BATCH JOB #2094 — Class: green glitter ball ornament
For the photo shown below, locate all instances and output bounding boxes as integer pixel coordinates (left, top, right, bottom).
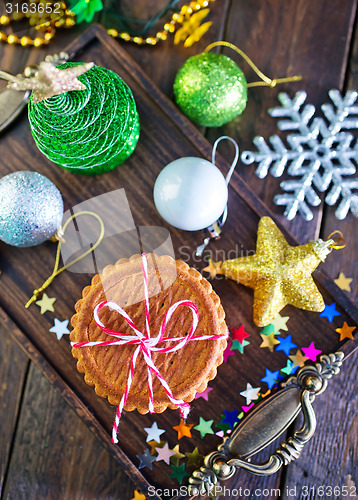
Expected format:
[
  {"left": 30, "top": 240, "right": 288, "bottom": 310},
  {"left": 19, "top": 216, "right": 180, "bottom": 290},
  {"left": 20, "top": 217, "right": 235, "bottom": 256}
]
[
  {"left": 28, "top": 63, "right": 140, "bottom": 175},
  {"left": 173, "top": 52, "right": 247, "bottom": 127}
]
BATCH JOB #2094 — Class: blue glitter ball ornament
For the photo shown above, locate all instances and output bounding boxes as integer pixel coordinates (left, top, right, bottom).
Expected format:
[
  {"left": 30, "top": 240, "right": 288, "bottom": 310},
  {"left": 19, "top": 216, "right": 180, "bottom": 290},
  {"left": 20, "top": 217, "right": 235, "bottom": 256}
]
[
  {"left": 0, "top": 171, "right": 64, "bottom": 247},
  {"left": 174, "top": 52, "right": 248, "bottom": 127},
  {"left": 28, "top": 63, "right": 140, "bottom": 176}
]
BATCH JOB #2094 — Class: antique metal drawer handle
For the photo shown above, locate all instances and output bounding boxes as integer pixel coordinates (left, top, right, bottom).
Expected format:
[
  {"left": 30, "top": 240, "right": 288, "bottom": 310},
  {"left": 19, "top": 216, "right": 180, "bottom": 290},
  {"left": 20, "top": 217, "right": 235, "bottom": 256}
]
[{"left": 187, "top": 352, "right": 344, "bottom": 497}]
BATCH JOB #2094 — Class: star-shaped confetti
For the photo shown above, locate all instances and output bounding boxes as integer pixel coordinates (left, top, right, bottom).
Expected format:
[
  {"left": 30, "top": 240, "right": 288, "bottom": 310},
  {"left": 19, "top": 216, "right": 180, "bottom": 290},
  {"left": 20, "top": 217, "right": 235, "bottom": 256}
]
[
  {"left": 261, "top": 324, "right": 277, "bottom": 336},
  {"left": 202, "top": 260, "right": 223, "bottom": 279},
  {"left": 271, "top": 314, "right": 290, "bottom": 333},
  {"left": 144, "top": 422, "right": 165, "bottom": 443},
  {"left": 35, "top": 293, "right": 56, "bottom": 314},
  {"left": 261, "top": 368, "right": 280, "bottom": 390},
  {"left": 195, "top": 386, "right": 213, "bottom": 401},
  {"left": 215, "top": 417, "right": 232, "bottom": 434},
  {"left": 223, "top": 342, "right": 235, "bottom": 362},
  {"left": 170, "top": 445, "right": 185, "bottom": 466},
  {"left": 194, "top": 417, "right": 214, "bottom": 438},
  {"left": 173, "top": 419, "right": 194, "bottom": 440},
  {"left": 222, "top": 409, "right": 238, "bottom": 429},
  {"left": 147, "top": 440, "right": 166, "bottom": 455},
  {"left": 49, "top": 318, "right": 70, "bottom": 340},
  {"left": 260, "top": 332, "right": 280, "bottom": 352},
  {"left": 130, "top": 490, "right": 146, "bottom": 500},
  {"left": 231, "top": 325, "right": 250, "bottom": 343},
  {"left": 301, "top": 342, "right": 322, "bottom": 362},
  {"left": 8, "top": 61, "right": 94, "bottom": 103},
  {"left": 170, "top": 463, "right": 189, "bottom": 484},
  {"left": 335, "top": 322, "right": 356, "bottom": 341},
  {"left": 70, "top": 0, "right": 103, "bottom": 23},
  {"left": 320, "top": 302, "right": 341, "bottom": 322},
  {"left": 240, "top": 383, "right": 261, "bottom": 405},
  {"left": 289, "top": 349, "right": 309, "bottom": 368},
  {"left": 137, "top": 449, "right": 157, "bottom": 470},
  {"left": 275, "top": 334, "right": 297, "bottom": 356},
  {"left": 231, "top": 339, "right": 250, "bottom": 353},
  {"left": 155, "top": 443, "right": 175, "bottom": 465},
  {"left": 280, "top": 359, "right": 299, "bottom": 376},
  {"left": 185, "top": 447, "right": 204, "bottom": 467},
  {"left": 334, "top": 272, "right": 353, "bottom": 292}
]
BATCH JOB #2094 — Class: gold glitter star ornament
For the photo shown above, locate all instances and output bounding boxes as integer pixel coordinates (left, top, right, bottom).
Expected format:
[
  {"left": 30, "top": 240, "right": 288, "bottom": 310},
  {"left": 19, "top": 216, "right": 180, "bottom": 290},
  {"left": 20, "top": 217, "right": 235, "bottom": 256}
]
[
  {"left": 222, "top": 217, "right": 338, "bottom": 327},
  {"left": 7, "top": 61, "right": 94, "bottom": 103}
]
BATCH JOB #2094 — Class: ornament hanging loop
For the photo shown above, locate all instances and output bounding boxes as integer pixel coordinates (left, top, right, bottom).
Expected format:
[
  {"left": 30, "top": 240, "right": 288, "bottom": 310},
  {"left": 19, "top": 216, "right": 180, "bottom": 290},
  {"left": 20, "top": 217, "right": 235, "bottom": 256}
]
[
  {"left": 25, "top": 211, "right": 105, "bottom": 308},
  {"left": 327, "top": 230, "right": 346, "bottom": 250},
  {"left": 196, "top": 136, "right": 239, "bottom": 257},
  {"left": 204, "top": 41, "right": 302, "bottom": 88}
]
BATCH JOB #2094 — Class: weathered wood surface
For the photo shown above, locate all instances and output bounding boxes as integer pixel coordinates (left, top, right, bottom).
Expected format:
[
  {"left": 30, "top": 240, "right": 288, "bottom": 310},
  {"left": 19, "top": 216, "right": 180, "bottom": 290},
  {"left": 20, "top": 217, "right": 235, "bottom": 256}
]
[{"left": 0, "top": 1, "right": 357, "bottom": 499}]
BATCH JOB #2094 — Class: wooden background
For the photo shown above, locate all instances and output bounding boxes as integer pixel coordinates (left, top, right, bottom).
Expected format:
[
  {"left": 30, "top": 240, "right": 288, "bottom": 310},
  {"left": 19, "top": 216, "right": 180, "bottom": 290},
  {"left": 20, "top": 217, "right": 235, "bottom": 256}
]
[{"left": 0, "top": 1, "right": 358, "bottom": 499}]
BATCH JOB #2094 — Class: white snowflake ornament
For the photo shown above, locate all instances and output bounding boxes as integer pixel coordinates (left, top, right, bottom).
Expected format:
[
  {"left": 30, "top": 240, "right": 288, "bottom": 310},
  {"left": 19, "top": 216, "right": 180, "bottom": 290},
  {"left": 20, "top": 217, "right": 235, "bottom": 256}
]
[{"left": 241, "top": 90, "right": 358, "bottom": 220}]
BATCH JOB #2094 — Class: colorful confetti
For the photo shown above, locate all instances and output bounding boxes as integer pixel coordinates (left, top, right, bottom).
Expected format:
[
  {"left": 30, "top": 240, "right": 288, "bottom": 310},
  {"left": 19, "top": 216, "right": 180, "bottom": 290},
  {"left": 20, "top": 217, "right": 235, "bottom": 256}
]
[
  {"left": 194, "top": 417, "right": 214, "bottom": 438},
  {"left": 49, "top": 318, "right": 70, "bottom": 340},
  {"left": 240, "top": 383, "right": 261, "bottom": 404},
  {"left": 173, "top": 419, "right": 194, "bottom": 440},
  {"left": 195, "top": 386, "right": 213, "bottom": 401},
  {"left": 231, "top": 325, "right": 250, "bottom": 343},
  {"left": 335, "top": 322, "right": 356, "bottom": 341},
  {"left": 185, "top": 447, "right": 204, "bottom": 467},
  {"left": 334, "top": 272, "right": 353, "bottom": 292},
  {"left": 144, "top": 422, "right": 165, "bottom": 442},
  {"left": 275, "top": 334, "right": 297, "bottom": 356},
  {"left": 289, "top": 349, "right": 309, "bottom": 368},
  {"left": 301, "top": 342, "right": 322, "bottom": 362},
  {"left": 35, "top": 293, "right": 56, "bottom": 314},
  {"left": 221, "top": 409, "right": 238, "bottom": 429},
  {"left": 280, "top": 359, "right": 299, "bottom": 376},
  {"left": 261, "top": 368, "right": 280, "bottom": 389},
  {"left": 130, "top": 490, "right": 146, "bottom": 500},
  {"left": 271, "top": 313, "right": 289, "bottom": 333},
  {"left": 222, "top": 342, "right": 235, "bottom": 362},
  {"left": 170, "top": 463, "right": 189, "bottom": 484},
  {"left": 319, "top": 302, "right": 341, "bottom": 322},
  {"left": 202, "top": 260, "right": 223, "bottom": 279},
  {"left": 260, "top": 332, "right": 280, "bottom": 352},
  {"left": 137, "top": 449, "right": 157, "bottom": 470},
  {"left": 155, "top": 443, "right": 175, "bottom": 465},
  {"left": 231, "top": 339, "right": 250, "bottom": 353},
  {"left": 170, "top": 445, "right": 186, "bottom": 466}
]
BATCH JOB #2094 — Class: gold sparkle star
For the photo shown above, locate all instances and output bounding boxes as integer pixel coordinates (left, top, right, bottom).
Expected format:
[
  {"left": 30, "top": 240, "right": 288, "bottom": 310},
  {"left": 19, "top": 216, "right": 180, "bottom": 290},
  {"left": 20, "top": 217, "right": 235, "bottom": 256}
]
[
  {"left": 7, "top": 61, "right": 94, "bottom": 103},
  {"left": 35, "top": 293, "right": 56, "bottom": 314},
  {"left": 334, "top": 272, "right": 353, "bottom": 292},
  {"left": 130, "top": 490, "right": 146, "bottom": 500},
  {"left": 221, "top": 217, "right": 327, "bottom": 327},
  {"left": 185, "top": 447, "right": 204, "bottom": 467},
  {"left": 335, "top": 322, "right": 356, "bottom": 341},
  {"left": 259, "top": 332, "right": 280, "bottom": 352},
  {"left": 202, "top": 260, "right": 223, "bottom": 279},
  {"left": 289, "top": 349, "right": 309, "bottom": 368},
  {"left": 147, "top": 440, "right": 166, "bottom": 455},
  {"left": 170, "top": 445, "right": 186, "bottom": 466}
]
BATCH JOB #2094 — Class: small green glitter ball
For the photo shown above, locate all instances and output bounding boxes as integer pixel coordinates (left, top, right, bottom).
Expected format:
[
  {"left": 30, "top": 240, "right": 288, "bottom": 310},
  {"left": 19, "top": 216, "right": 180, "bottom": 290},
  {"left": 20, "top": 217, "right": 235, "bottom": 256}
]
[
  {"left": 173, "top": 52, "right": 248, "bottom": 127},
  {"left": 28, "top": 63, "right": 140, "bottom": 175}
]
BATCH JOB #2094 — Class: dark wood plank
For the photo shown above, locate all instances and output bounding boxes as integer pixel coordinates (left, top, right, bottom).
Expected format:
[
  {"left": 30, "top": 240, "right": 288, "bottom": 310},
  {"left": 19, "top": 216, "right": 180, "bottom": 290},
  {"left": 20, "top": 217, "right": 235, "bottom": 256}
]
[
  {"left": 2, "top": 362, "right": 137, "bottom": 500},
  {"left": 0, "top": 322, "right": 29, "bottom": 496}
]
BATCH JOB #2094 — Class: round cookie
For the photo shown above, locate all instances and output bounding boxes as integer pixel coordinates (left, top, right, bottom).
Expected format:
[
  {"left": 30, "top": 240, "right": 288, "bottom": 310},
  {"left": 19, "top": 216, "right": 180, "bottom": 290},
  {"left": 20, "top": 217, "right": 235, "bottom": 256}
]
[{"left": 70, "top": 253, "right": 228, "bottom": 414}]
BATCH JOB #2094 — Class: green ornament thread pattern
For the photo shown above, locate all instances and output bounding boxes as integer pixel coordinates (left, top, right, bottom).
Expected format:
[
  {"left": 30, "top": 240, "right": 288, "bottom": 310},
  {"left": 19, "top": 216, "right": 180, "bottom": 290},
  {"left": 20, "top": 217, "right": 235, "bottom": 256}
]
[
  {"left": 28, "top": 63, "right": 140, "bottom": 175},
  {"left": 174, "top": 52, "right": 248, "bottom": 127}
]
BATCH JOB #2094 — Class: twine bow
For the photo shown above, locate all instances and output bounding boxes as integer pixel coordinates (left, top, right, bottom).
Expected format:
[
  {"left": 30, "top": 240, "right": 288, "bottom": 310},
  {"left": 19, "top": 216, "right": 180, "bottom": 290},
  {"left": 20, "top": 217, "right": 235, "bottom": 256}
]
[{"left": 72, "top": 254, "right": 228, "bottom": 443}]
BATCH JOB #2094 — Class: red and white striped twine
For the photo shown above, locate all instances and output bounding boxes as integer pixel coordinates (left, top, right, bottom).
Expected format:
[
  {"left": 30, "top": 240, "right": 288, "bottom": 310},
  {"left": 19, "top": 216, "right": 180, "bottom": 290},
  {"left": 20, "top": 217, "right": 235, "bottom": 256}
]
[{"left": 71, "top": 254, "right": 228, "bottom": 444}]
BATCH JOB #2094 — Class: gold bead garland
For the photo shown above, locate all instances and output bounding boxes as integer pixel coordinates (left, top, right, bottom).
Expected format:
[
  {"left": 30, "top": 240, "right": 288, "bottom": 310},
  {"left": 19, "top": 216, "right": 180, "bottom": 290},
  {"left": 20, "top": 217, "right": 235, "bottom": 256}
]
[
  {"left": 0, "top": 0, "right": 75, "bottom": 46},
  {"left": 0, "top": 0, "right": 214, "bottom": 47}
]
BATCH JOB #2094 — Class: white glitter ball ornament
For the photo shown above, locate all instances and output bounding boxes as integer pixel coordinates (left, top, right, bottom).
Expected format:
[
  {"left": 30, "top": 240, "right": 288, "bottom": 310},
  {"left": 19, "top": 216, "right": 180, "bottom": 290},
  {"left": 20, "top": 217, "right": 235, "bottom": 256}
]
[{"left": 153, "top": 157, "right": 228, "bottom": 231}]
